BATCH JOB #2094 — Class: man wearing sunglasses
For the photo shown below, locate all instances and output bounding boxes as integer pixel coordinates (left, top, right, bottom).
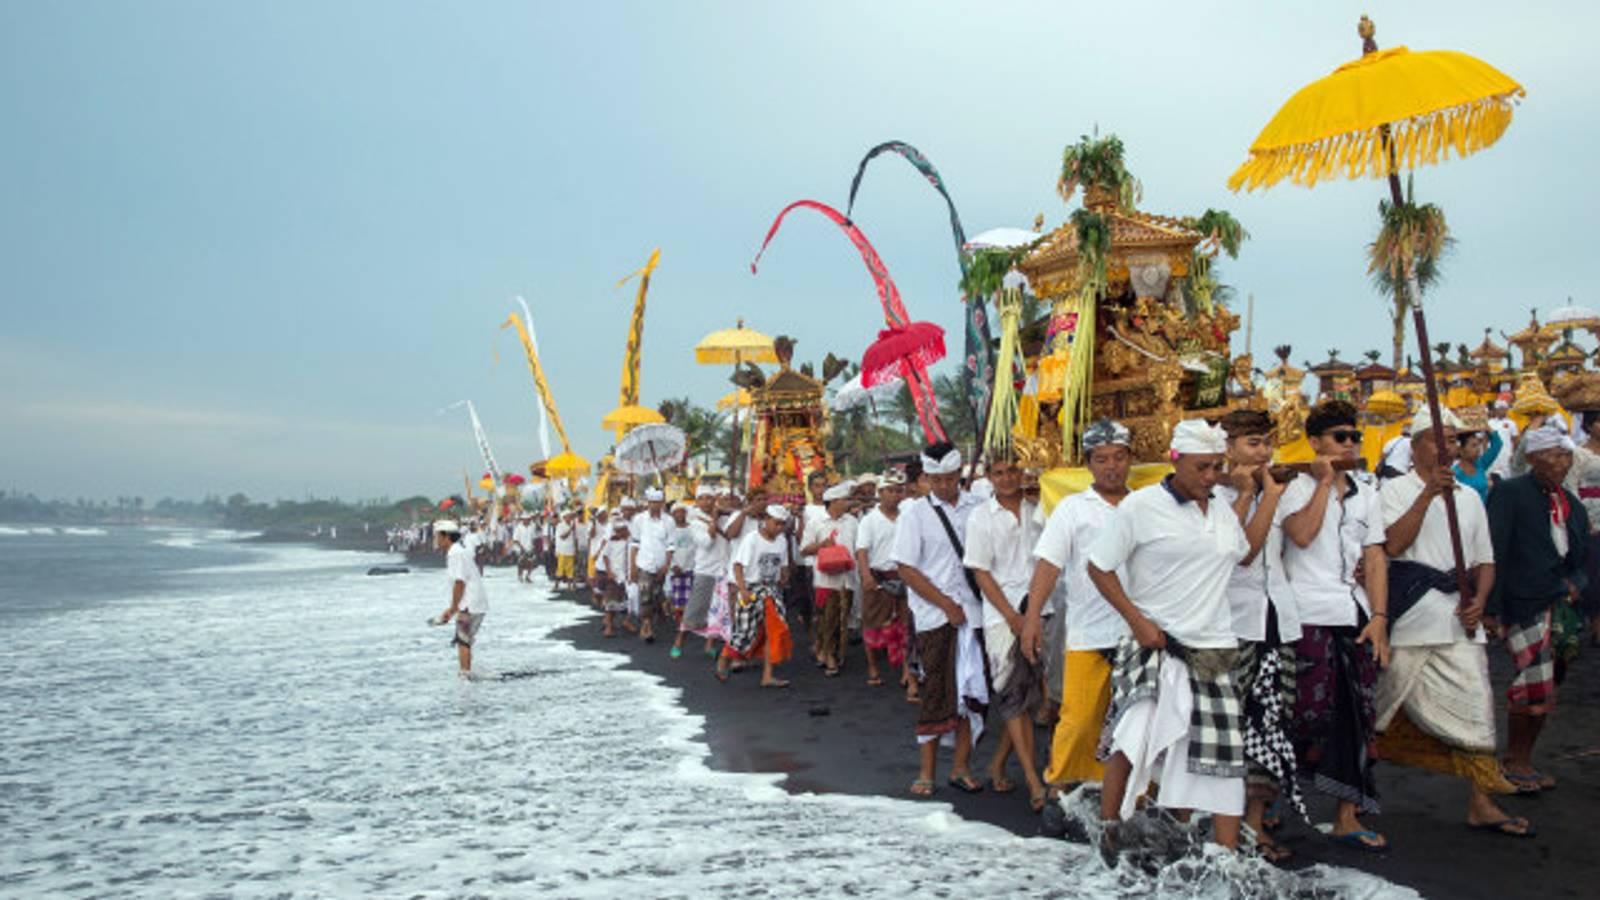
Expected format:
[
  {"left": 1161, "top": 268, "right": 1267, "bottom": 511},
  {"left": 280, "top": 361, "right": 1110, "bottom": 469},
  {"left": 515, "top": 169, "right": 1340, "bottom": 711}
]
[{"left": 1278, "top": 399, "right": 1391, "bottom": 853}]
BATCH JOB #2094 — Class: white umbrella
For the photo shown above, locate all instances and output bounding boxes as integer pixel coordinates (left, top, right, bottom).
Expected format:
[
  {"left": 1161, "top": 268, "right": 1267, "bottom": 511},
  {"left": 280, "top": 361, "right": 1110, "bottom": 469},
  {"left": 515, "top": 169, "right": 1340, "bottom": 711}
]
[
  {"left": 831, "top": 370, "right": 903, "bottom": 412},
  {"left": 963, "top": 227, "right": 1043, "bottom": 250},
  {"left": 615, "top": 423, "right": 688, "bottom": 476},
  {"left": 1546, "top": 300, "right": 1599, "bottom": 328}
]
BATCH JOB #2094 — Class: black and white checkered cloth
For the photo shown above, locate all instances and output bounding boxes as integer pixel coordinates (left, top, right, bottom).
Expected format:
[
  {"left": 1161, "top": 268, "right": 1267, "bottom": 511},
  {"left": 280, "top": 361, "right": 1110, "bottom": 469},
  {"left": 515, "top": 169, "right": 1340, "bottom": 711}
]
[
  {"left": 1099, "top": 637, "right": 1248, "bottom": 778},
  {"left": 1241, "top": 645, "right": 1307, "bottom": 819}
]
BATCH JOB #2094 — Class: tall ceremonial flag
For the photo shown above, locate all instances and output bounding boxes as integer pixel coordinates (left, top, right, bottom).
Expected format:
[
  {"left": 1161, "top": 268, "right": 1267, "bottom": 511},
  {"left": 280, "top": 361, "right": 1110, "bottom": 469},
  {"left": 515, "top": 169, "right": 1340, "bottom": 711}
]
[
  {"left": 615, "top": 249, "right": 661, "bottom": 411},
  {"left": 441, "top": 400, "right": 502, "bottom": 485},
  {"left": 504, "top": 297, "right": 570, "bottom": 458}
]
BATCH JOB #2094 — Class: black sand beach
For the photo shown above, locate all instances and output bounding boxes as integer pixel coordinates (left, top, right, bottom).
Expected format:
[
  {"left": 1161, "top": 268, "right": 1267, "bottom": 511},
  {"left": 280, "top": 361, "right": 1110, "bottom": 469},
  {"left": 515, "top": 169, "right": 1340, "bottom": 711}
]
[{"left": 544, "top": 586, "right": 1599, "bottom": 899}]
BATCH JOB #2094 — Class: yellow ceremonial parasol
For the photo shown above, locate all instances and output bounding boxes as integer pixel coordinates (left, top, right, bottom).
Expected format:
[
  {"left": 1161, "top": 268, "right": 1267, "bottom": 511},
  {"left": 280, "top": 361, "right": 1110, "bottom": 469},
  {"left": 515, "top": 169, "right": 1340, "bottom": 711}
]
[
  {"left": 601, "top": 403, "right": 666, "bottom": 431},
  {"left": 544, "top": 450, "right": 592, "bottom": 478},
  {"left": 694, "top": 318, "right": 779, "bottom": 365},
  {"left": 1230, "top": 15, "right": 1523, "bottom": 631},
  {"left": 716, "top": 388, "right": 753, "bottom": 411}
]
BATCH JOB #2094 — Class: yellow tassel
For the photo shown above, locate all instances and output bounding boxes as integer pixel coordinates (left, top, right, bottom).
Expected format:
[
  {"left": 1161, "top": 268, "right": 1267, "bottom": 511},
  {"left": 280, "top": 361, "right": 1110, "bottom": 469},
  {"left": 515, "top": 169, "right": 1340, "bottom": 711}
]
[
  {"left": 984, "top": 287, "right": 1023, "bottom": 457},
  {"left": 1058, "top": 289, "right": 1098, "bottom": 463}
]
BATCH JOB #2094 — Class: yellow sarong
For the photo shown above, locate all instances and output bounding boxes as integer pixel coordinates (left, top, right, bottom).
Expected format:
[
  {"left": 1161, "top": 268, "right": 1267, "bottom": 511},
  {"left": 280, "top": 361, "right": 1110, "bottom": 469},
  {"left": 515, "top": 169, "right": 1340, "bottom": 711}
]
[
  {"left": 1045, "top": 649, "right": 1112, "bottom": 786},
  {"left": 556, "top": 554, "right": 576, "bottom": 579}
]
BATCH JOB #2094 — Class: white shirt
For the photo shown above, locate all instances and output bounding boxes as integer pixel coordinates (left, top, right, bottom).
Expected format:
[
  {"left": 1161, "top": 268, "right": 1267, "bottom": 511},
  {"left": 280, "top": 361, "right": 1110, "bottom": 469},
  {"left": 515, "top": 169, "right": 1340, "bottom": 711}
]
[
  {"left": 600, "top": 534, "right": 630, "bottom": 579},
  {"left": 800, "top": 502, "right": 827, "bottom": 570},
  {"left": 589, "top": 522, "right": 609, "bottom": 559},
  {"left": 575, "top": 521, "right": 591, "bottom": 551},
  {"left": 1380, "top": 471, "right": 1494, "bottom": 647},
  {"left": 1486, "top": 417, "right": 1518, "bottom": 481},
  {"left": 804, "top": 512, "right": 858, "bottom": 591},
  {"left": 689, "top": 508, "right": 730, "bottom": 578},
  {"left": 1214, "top": 484, "right": 1302, "bottom": 644},
  {"left": 446, "top": 541, "right": 489, "bottom": 614},
  {"left": 1086, "top": 479, "right": 1247, "bottom": 649},
  {"left": 855, "top": 506, "right": 901, "bottom": 571},
  {"left": 463, "top": 531, "right": 482, "bottom": 556},
  {"left": 1034, "top": 487, "right": 1128, "bottom": 651},
  {"left": 892, "top": 491, "right": 984, "bottom": 633},
  {"left": 511, "top": 523, "right": 532, "bottom": 551},
  {"left": 672, "top": 522, "right": 697, "bottom": 572},
  {"left": 733, "top": 530, "right": 789, "bottom": 586},
  {"left": 963, "top": 496, "right": 1041, "bottom": 629},
  {"left": 629, "top": 511, "right": 674, "bottom": 574},
  {"left": 723, "top": 517, "right": 754, "bottom": 579},
  {"left": 1278, "top": 472, "right": 1386, "bottom": 627},
  {"left": 555, "top": 521, "right": 576, "bottom": 555}
]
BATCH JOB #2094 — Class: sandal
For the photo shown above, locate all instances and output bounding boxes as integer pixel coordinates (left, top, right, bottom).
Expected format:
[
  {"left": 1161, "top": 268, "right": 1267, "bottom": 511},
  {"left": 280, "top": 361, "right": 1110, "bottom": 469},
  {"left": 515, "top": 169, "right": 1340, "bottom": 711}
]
[
  {"left": 947, "top": 773, "right": 984, "bottom": 794},
  {"left": 867, "top": 675, "right": 884, "bottom": 686},
  {"left": 988, "top": 776, "right": 1017, "bottom": 794},
  {"left": 1505, "top": 770, "right": 1556, "bottom": 791},
  {"left": 909, "top": 778, "right": 936, "bottom": 797},
  {"left": 1468, "top": 817, "right": 1537, "bottom": 838},
  {"left": 1255, "top": 837, "right": 1293, "bottom": 863},
  {"left": 1331, "top": 829, "right": 1387, "bottom": 852},
  {"left": 761, "top": 679, "right": 791, "bottom": 689}
]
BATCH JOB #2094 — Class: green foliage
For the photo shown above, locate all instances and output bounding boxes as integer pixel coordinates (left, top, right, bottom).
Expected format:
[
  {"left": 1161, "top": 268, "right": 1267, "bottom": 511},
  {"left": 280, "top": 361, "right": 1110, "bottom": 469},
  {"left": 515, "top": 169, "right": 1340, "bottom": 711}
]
[
  {"left": 1057, "top": 133, "right": 1141, "bottom": 210},
  {"left": 959, "top": 243, "right": 1037, "bottom": 299},
  {"left": 1367, "top": 178, "right": 1455, "bottom": 370}
]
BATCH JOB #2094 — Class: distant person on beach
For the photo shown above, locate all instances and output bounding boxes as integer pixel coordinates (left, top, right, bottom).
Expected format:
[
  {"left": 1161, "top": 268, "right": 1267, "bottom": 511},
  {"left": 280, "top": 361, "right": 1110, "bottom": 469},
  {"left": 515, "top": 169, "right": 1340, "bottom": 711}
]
[
  {"left": 1214, "top": 409, "right": 1300, "bottom": 862},
  {"left": 1088, "top": 419, "right": 1250, "bottom": 853},
  {"left": 555, "top": 509, "right": 578, "bottom": 590},
  {"left": 1021, "top": 418, "right": 1131, "bottom": 799},
  {"left": 588, "top": 508, "right": 609, "bottom": 606},
  {"left": 431, "top": 519, "right": 489, "bottom": 675},
  {"left": 669, "top": 502, "right": 696, "bottom": 629},
  {"left": 630, "top": 489, "right": 675, "bottom": 645},
  {"left": 513, "top": 514, "right": 536, "bottom": 583},
  {"left": 1280, "top": 399, "right": 1390, "bottom": 852},
  {"left": 1488, "top": 424, "right": 1588, "bottom": 794},
  {"left": 1378, "top": 409, "right": 1533, "bottom": 838},
  {"left": 597, "top": 517, "right": 631, "bottom": 637},
  {"left": 963, "top": 455, "right": 1045, "bottom": 811},
  {"left": 856, "top": 470, "right": 911, "bottom": 697},
  {"left": 575, "top": 508, "right": 592, "bottom": 587},
  {"left": 716, "top": 504, "right": 794, "bottom": 687},
  {"left": 895, "top": 441, "right": 986, "bottom": 798},
  {"left": 802, "top": 481, "right": 858, "bottom": 677},
  {"left": 464, "top": 519, "right": 485, "bottom": 574},
  {"left": 675, "top": 486, "right": 737, "bottom": 659}
]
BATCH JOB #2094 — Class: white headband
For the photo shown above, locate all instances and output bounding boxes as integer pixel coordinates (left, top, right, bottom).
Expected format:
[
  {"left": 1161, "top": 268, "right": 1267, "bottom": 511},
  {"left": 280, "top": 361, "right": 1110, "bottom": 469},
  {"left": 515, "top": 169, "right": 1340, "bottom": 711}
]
[
  {"left": 1525, "top": 425, "right": 1576, "bottom": 455},
  {"left": 1170, "top": 419, "right": 1228, "bottom": 455},
  {"left": 921, "top": 447, "right": 963, "bottom": 475}
]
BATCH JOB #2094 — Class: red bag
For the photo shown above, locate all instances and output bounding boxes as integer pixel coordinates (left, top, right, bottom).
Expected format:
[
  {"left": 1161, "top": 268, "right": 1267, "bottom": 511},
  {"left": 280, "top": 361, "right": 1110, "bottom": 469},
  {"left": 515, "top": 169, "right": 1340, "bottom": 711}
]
[{"left": 816, "top": 530, "right": 855, "bottom": 575}]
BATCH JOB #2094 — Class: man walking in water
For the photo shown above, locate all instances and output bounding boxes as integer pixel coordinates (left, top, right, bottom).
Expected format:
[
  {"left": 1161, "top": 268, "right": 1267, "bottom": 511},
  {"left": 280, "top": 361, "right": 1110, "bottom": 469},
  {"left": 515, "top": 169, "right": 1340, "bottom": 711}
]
[{"left": 431, "top": 519, "right": 489, "bottom": 675}]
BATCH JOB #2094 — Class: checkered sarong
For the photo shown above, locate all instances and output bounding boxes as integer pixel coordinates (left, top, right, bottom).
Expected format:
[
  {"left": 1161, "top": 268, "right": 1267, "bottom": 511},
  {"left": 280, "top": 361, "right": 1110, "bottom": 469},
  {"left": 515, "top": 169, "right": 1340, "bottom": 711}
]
[
  {"left": 1099, "top": 638, "right": 1247, "bottom": 778},
  {"left": 1240, "top": 645, "right": 1307, "bottom": 820},
  {"left": 1506, "top": 611, "right": 1556, "bottom": 715}
]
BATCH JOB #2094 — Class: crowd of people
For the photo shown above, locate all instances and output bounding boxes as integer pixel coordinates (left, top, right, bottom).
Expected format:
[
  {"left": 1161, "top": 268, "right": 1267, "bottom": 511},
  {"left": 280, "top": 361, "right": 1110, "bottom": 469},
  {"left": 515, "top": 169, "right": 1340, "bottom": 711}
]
[{"left": 426, "top": 397, "right": 1592, "bottom": 863}]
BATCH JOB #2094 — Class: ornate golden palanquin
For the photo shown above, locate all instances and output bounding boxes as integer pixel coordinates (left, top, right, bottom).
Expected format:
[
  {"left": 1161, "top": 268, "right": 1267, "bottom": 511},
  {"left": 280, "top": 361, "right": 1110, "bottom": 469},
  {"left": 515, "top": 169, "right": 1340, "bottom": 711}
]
[{"left": 746, "top": 364, "right": 831, "bottom": 500}]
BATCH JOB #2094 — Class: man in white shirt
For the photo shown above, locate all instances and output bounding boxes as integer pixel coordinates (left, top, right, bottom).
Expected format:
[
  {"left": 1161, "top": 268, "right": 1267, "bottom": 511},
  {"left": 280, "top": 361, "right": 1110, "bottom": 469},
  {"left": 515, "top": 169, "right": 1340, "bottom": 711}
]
[
  {"left": 1378, "top": 409, "right": 1531, "bottom": 836},
  {"left": 718, "top": 505, "right": 795, "bottom": 688},
  {"left": 430, "top": 520, "right": 490, "bottom": 675},
  {"left": 1021, "top": 418, "right": 1132, "bottom": 794},
  {"left": 629, "top": 489, "right": 675, "bottom": 644},
  {"left": 555, "top": 510, "right": 578, "bottom": 590},
  {"left": 802, "top": 482, "right": 859, "bottom": 676},
  {"left": 794, "top": 469, "right": 832, "bottom": 657},
  {"left": 893, "top": 442, "right": 987, "bottom": 797},
  {"left": 1086, "top": 419, "right": 1251, "bottom": 852},
  {"left": 1278, "top": 399, "right": 1391, "bottom": 851},
  {"left": 668, "top": 503, "right": 697, "bottom": 629},
  {"left": 963, "top": 456, "right": 1044, "bottom": 809},
  {"left": 1486, "top": 399, "right": 1518, "bottom": 487},
  {"left": 856, "top": 470, "right": 911, "bottom": 696},
  {"left": 587, "top": 509, "right": 609, "bottom": 606},
  {"left": 512, "top": 515, "right": 535, "bottom": 583}
]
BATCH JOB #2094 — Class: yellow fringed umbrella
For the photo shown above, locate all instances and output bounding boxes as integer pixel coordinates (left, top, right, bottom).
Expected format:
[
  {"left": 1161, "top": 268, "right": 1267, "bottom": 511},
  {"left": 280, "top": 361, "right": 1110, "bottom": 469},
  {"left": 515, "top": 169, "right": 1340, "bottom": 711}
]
[
  {"left": 1230, "top": 15, "right": 1523, "bottom": 633},
  {"left": 716, "top": 388, "right": 753, "bottom": 411},
  {"left": 544, "top": 450, "right": 592, "bottom": 478},
  {"left": 694, "top": 319, "right": 778, "bottom": 365},
  {"left": 601, "top": 403, "right": 665, "bottom": 431}
]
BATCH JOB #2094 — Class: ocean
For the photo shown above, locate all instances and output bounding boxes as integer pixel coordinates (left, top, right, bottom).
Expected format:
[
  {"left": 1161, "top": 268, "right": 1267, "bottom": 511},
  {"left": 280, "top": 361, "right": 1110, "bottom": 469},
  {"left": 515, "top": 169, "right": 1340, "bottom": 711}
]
[{"left": 0, "top": 527, "right": 1415, "bottom": 898}]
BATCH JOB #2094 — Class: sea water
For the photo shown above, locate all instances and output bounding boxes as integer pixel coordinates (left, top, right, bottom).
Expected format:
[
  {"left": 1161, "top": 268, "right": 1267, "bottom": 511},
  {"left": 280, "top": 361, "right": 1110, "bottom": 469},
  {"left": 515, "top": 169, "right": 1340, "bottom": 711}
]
[{"left": 0, "top": 528, "right": 1415, "bottom": 898}]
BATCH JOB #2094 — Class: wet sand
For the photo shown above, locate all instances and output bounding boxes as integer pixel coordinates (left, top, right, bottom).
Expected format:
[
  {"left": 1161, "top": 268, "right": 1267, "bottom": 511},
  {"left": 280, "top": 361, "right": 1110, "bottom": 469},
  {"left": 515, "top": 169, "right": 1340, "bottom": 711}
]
[{"left": 545, "top": 586, "right": 1599, "bottom": 899}]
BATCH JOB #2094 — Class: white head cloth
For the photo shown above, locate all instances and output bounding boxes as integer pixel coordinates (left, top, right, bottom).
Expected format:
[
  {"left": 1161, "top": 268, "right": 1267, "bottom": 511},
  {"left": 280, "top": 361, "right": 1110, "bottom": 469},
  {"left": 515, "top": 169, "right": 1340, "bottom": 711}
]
[
  {"left": 432, "top": 519, "right": 460, "bottom": 534},
  {"left": 1409, "top": 406, "right": 1464, "bottom": 437},
  {"left": 644, "top": 488, "right": 664, "bottom": 502},
  {"left": 695, "top": 484, "right": 716, "bottom": 498},
  {"left": 921, "top": 445, "right": 963, "bottom": 475},
  {"left": 822, "top": 482, "right": 852, "bottom": 502},
  {"left": 1170, "top": 418, "right": 1228, "bottom": 455},
  {"left": 765, "top": 504, "right": 791, "bottom": 522},
  {"left": 1525, "top": 424, "right": 1576, "bottom": 454}
]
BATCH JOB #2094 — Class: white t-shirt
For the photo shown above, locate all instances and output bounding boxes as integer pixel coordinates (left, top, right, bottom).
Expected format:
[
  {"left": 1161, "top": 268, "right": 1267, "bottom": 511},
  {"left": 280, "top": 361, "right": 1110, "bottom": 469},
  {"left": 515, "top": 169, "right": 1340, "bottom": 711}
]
[
  {"left": 1487, "top": 417, "right": 1518, "bottom": 482},
  {"left": 1278, "top": 472, "right": 1386, "bottom": 627},
  {"left": 555, "top": 521, "right": 576, "bottom": 555},
  {"left": 1034, "top": 488, "right": 1128, "bottom": 651},
  {"left": 963, "top": 496, "right": 1041, "bottom": 629},
  {"left": 1086, "top": 479, "right": 1247, "bottom": 649},
  {"left": 512, "top": 523, "right": 532, "bottom": 551},
  {"left": 800, "top": 502, "right": 827, "bottom": 570},
  {"left": 804, "top": 512, "right": 858, "bottom": 591},
  {"left": 1380, "top": 471, "right": 1494, "bottom": 647},
  {"left": 672, "top": 523, "right": 697, "bottom": 572},
  {"left": 855, "top": 506, "right": 901, "bottom": 571},
  {"left": 600, "top": 534, "right": 630, "bottom": 580},
  {"left": 575, "top": 521, "right": 591, "bottom": 551},
  {"left": 1214, "top": 483, "right": 1302, "bottom": 644},
  {"left": 589, "top": 523, "right": 608, "bottom": 560},
  {"left": 892, "top": 491, "right": 983, "bottom": 633},
  {"left": 733, "top": 530, "right": 789, "bottom": 586},
  {"left": 689, "top": 508, "right": 729, "bottom": 578},
  {"left": 723, "top": 516, "right": 754, "bottom": 580},
  {"left": 446, "top": 541, "right": 489, "bottom": 614},
  {"left": 629, "top": 511, "right": 674, "bottom": 574}
]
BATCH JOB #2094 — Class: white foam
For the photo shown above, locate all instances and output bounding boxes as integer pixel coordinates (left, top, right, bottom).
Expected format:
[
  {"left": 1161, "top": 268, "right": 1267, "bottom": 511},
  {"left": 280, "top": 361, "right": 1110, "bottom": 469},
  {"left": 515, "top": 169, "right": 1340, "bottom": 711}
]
[{"left": 61, "top": 527, "right": 108, "bottom": 536}]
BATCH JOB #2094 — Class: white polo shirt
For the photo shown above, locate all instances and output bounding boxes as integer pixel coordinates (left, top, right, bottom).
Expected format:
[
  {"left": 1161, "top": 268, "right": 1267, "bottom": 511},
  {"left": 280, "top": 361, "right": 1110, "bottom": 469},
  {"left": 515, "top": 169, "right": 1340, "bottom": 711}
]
[
  {"left": 1380, "top": 471, "right": 1494, "bottom": 647},
  {"left": 1214, "top": 484, "right": 1302, "bottom": 644},
  {"left": 446, "top": 540, "right": 489, "bottom": 614},
  {"left": 1086, "top": 478, "right": 1247, "bottom": 649},
  {"left": 855, "top": 506, "right": 901, "bottom": 571},
  {"left": 629, "top": 510, "right": 675, "bottom": 574},
  {"left": 1034, "top": 487, "right": 1128, "bottom": 651},
  {"left": 804, "top": 511, "right": 858, "bottom": 591},
  {"left": 963, "top": 495, "right": 1041, "bottom": 628},
  {"left": 1278, "top": 472, "right": 1386, "bottom": 627},
  {"left": 892, "top": 490, "right": 983, "bottom": 633}
]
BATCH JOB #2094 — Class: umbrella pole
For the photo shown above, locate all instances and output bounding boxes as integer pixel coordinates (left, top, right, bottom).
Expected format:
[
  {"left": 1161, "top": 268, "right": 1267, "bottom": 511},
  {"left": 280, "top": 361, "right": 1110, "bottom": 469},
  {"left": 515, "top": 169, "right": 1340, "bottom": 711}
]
[{"left": 1411, "top": 298, "right": 1476, "bottom": 636}]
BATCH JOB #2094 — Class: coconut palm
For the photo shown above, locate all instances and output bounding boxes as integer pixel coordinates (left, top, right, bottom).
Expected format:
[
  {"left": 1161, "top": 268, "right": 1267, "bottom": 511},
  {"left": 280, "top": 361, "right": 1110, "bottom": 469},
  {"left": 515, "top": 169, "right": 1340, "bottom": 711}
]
[
  {"left": 1057, "top": 133, "right": 1141, "bottom": 210},
  {"left": 1368, "top": 178, "right": 1454, "bottom": 370}
]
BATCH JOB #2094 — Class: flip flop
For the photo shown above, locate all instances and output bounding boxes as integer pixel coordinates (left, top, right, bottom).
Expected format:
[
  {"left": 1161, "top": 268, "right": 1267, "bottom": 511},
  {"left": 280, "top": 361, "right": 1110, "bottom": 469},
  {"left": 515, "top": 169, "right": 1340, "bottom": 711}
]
[
  {"left": 761, "top": 679, "right": 791, "bottom": 689},
  {"left": 1468, "top": 817, "right": 1537, "bottom": 838},
  {"left": 988, "top": 776, "right": 1017, "bottom": 794},
  {"left": 1332, "top": 830, "right": 1387, "bottom": 852},
  {"left": 1505, "top": 770, "right": 1556, "bottom": 791},
  {"left": 867, "top": 676, "right": 885, "bottom": 686},
  {"left": 947, "top": 773, "right": 984, "bottom": 794},
  {"left": 909, "top": 778, "right": 936, "bottom": 797}
]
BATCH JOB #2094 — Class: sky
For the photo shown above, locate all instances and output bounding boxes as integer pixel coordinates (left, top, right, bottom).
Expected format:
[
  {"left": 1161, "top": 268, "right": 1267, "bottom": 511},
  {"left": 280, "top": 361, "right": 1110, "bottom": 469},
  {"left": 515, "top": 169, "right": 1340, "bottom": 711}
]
[{"left": 2, "top": 1, "right": 1595, "bottom": 502}]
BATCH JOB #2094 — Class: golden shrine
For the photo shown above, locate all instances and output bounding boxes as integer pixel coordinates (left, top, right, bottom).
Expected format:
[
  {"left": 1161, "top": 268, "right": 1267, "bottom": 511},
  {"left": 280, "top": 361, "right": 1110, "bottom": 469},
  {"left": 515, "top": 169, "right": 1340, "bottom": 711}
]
[
  {"left": 1015, "top": 177, "right": 1258, "bottom": 465},
  {"left": 741, "top": 341, "right": 832, "bottom": 500}
]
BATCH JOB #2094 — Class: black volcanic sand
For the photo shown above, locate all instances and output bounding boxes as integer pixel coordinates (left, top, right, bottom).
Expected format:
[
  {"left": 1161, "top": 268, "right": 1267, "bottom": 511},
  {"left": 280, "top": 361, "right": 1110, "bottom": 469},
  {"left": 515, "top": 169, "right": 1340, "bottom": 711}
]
[{"left": 541, "top": 585, "right": 1600, "bottom": 899}]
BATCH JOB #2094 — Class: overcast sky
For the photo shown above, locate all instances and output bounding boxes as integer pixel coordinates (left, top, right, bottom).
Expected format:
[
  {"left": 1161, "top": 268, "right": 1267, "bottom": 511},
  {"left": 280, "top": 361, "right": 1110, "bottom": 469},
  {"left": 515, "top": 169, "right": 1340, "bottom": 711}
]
[{"left": 3, "top": 1, "right": 1593, "bottom": 501}]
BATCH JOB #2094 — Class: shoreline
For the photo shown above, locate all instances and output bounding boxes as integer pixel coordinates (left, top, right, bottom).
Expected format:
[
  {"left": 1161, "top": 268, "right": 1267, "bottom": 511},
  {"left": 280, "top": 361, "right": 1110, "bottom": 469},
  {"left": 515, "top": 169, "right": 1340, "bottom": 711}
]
[{"left": 539, "top": 583, "right": 1599, "bottom": 899}]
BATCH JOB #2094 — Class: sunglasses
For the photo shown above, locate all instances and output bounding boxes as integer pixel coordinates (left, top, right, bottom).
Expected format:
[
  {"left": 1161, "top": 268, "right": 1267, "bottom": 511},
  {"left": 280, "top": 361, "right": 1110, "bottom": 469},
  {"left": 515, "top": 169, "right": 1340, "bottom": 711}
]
[{"left": 1326, "top": 429, "right": 1363, "bottom": 445}]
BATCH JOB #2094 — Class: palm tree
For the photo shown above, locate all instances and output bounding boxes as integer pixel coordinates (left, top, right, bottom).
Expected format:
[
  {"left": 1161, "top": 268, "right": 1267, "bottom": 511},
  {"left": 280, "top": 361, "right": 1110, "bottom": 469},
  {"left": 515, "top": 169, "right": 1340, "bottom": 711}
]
[
  {"left": 889, "top": 384, "right": 920, "bottom": 442},
  {"left": 933, "top": 371, "right": 977, "bottom": 450},
  {"left": 1368, "top": 178, "right": 1453, "bottom": 370}
]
